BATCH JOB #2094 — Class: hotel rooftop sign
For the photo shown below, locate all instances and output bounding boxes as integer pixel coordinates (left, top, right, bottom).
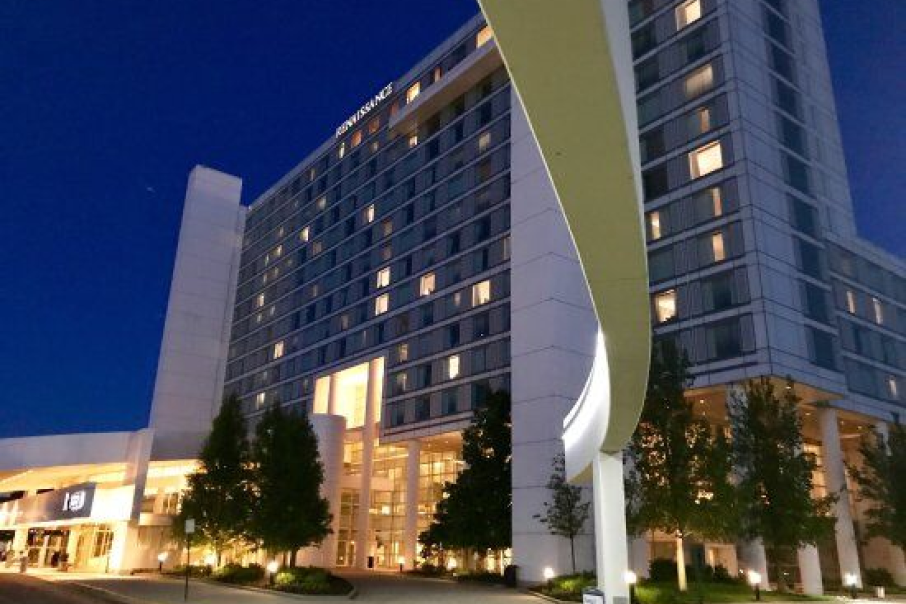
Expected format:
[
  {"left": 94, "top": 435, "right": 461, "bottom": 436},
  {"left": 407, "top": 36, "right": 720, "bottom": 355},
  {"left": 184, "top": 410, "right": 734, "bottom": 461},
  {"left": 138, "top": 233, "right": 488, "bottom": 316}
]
[{"left": 335, "top": 83, "right": 394, "bottom": 138}]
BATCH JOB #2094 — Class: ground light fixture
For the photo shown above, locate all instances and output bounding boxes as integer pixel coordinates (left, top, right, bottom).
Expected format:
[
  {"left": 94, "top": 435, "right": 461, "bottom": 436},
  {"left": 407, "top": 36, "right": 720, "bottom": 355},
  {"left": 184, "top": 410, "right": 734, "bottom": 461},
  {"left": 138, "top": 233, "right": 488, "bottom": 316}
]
[
  {"left": 845, "top": 573, "right": 858, "bottom": 599},
  {"left": 267, "top": 560, "right": 279, "bottom": 586},
  {"left": 543, "top": 566, "right": 556, "bottom": 582},
  {"left": 624, "top": 570, "right": 638, "bottom": 604},
  {"left": 203, "top": 553, "right": 217, "bottom": 567},
  {"left": 398, "top": 556, "right": 405, "bottom": 573},
  {"left": 747, "top": 570, "right": 762, "bottom": 601},
  {"left": 157, "top": 552, "right": 167, "bottom": 573}
]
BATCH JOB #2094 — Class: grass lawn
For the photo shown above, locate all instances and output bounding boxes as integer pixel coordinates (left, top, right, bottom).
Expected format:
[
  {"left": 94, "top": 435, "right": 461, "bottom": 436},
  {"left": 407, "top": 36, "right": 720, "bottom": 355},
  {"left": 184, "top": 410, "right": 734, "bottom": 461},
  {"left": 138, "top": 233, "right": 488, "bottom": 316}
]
[{"left": 535, "top": 577, "right": 830, "bottom": 603}]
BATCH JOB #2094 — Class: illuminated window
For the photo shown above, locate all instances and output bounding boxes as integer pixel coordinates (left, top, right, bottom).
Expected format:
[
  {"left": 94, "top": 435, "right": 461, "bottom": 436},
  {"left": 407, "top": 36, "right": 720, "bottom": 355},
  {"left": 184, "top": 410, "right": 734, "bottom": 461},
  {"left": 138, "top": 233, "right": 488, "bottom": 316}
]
[
  {"left": 408, "top": 132, "right": 419, "bottom": 148},
  {"left": 316, "top": 196, "right": 327, "bottom": 210},
  {"left": 472, "top": 280, "right": 491, "bottom": 307},
  {"left": 447, "top": 355, "right": 461, "bottom": 380},
  {"left": 311, "top": 241, "right": 323, "bottom": 255},
  {"left": 872, "top": 297, "right": 884, "bottom": 324},
  {"left": 338, "top": 142, "right": 346, "bottom": 159},
  {"left": 273, "top": 341, "right": 284, "bottom": 359},
  {"left": 648, "top": 211, "right": 662, "bottom": 240},
  {"left": 256, "top": 293, "right": 265, "bottom": 308},
  {"left": 711, "top": 232, "right": 726, "bottom": 262},
  {"left": 375, "top": 293, "right": 389, "bottom": 316},
  {"left": 478, "top": 131, "right": 492, "bottom": 153},
  {"left": 689, "top": 141, "right": 723, "bottom": 178},
  {"left": 889, "top": 376, "right": 900, "bottom": 399},
  {"left": 676, "top": 0, "right": 702, "bottom": 30},
  {"left": 368, "top": 117, "right": 380, "bottom": 134},
  {"left": 420, "top": 272, "right": 436, "bottom": 297},
  {"left": 376, "top": 267, "right": 391, "bottom": 289},
  {"left": 351, "top": 130, "right": 362, "bottom": 148},
  {"left": 381, "top": 219, "right": 393, "bottom": 238},
  {"left": 397, "top": 343, "right": 409, "bottom": 363},
  {"left": 710, "top": 187, "right": 723, "bottom": 216},
  {"left": 432, "top": 66, "right": 443, "bottom": 83},
  {"left": 308, "top": 167, "right": 317, "bottom": 181},
  {"left": 685, "top": 64, "right": 714, "bottom": 99},
  {"left": 654, "top": 290, "right": 677, "bottom": 323},
  {"left": 845, "top": 290, "right": 856, "bottom": 314},
  {"left": 406, "top": 82, "right": 421, "bottom": 104},
  {"left": 364, "top": 204, "right": 375, "bottom": 224},
  {"left": 300, "top": 226, "right": 310, "bottom": 242},
  {"left": 692, "top": 107, "right": 711, "bottom": 134},
  {"left": 476, "top": 25, "right": 493, "bottom": 48},
  {"left": 255, "top": 392, "right": 266, "bottom": 409}
]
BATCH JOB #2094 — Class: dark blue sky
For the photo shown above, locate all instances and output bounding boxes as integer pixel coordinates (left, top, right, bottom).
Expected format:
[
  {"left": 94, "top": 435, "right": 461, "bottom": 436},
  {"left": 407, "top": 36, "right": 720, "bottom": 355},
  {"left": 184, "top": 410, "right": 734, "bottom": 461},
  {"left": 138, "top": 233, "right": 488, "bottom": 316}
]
[{"left": 0, "top": 2, "right": 902, "bottom": 438}]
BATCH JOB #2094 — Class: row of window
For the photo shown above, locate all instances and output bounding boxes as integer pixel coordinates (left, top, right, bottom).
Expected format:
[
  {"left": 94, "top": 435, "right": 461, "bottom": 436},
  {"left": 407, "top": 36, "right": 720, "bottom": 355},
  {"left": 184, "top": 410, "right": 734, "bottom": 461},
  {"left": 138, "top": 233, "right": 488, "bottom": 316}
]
[
  {"left": 648, "top": 221, "right": 742, "bottom": 283},
  {"left": 656, "top": 314, "right": 757, "bottom": 365},
  {"left": 388, "top": 337, "right": 509, "bottom": 396},
  {"left": 651, "top": 266, "right": 749, "bottom": 325},
  {"left": 385, "top": 374, "right": 510, "bottom": 429}
]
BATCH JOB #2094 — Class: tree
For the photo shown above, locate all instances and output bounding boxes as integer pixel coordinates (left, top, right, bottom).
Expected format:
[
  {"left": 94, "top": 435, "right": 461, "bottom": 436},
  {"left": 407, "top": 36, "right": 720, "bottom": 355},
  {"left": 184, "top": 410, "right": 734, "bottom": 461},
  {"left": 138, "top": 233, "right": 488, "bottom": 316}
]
[
  {"left": 249, "top": 403, "right": 331, "bottom": 564},
  {"left": 535, "top": 453, "right": 590, "bottom": 574},
  {"left": 424, "top": 390, "right": 512, "bottom": 562},
  {"left": 175, "top": 393, "right": 253, "bottom": 566},
  {"left": 728, "top": 378, "right": 835, "bottom": 591},
  {"left": 626, "top": 340, "right": 737, "bottom": 591},
  {"left": 849, "top": 418, "right": 906, "bottom": 552}
]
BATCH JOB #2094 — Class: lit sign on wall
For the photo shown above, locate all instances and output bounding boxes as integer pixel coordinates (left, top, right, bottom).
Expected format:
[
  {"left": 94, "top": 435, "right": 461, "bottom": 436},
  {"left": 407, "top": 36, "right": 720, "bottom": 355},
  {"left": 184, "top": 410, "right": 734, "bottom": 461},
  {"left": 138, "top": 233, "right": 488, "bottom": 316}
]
[
  {"left": 0, "top": 483, "right": 96, "bottom": 527},
  {"left": 335, "top": 83, "right": 393, "bottom": 138}
]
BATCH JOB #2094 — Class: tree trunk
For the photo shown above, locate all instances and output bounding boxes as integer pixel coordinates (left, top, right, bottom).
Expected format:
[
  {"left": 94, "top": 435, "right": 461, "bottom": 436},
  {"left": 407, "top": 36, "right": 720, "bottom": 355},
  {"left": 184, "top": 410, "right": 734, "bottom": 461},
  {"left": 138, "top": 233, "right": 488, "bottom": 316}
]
[
  {"left": 569, "top": 535, "right": 577, "bottom": 575},
  {"left": 676, "top": 533, "right": 688, "bottom": 592}
]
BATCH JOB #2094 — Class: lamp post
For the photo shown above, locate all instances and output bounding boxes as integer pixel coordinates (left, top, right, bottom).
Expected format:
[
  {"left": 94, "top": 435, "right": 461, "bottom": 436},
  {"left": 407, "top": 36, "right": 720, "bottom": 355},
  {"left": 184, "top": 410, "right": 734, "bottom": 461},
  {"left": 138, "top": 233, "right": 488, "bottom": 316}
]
[
  {"left": 747, "top": 570, "right": 762, "bottom": 602},
  {"left": 624, "top": 570, "right": 638, "bottom": 604},
  {"left": 267, "top": 560, "right": 279, "bottom": 587},
  {"left": 157, "top": 552, "right": 168, "bottom": 574},
  {"left": 844, "top": 573, "right": 858, "bottom": 599}
]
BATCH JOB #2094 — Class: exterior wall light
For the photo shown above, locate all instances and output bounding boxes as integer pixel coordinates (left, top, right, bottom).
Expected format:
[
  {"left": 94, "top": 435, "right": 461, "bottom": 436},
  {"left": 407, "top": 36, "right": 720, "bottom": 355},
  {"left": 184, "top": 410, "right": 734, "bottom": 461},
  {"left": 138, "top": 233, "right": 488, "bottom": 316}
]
[{"left": 625, "top": 570, "right": 638, "bottom": 604}]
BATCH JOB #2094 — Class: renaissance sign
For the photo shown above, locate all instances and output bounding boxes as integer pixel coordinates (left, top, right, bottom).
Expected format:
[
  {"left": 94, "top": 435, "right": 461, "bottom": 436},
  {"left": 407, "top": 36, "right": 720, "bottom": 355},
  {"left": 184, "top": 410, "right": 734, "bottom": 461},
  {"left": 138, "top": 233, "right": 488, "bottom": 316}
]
[
  {"left": 335, "top": 83, "right": 394, "bottom": 138},
  {"left": 0, "top": 483, "right": 96, "bottom": 527}
]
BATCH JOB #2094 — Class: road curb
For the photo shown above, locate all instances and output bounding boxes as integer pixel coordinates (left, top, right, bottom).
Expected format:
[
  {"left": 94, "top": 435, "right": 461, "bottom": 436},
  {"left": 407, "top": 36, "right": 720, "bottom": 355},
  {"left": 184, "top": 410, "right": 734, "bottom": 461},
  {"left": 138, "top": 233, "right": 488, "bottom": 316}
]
[
  {"left": 197, "top": 576, "right": 358, "bottom": 600},
  {"left": 66, "top": 580, "right": 168, "bottom": 604}
]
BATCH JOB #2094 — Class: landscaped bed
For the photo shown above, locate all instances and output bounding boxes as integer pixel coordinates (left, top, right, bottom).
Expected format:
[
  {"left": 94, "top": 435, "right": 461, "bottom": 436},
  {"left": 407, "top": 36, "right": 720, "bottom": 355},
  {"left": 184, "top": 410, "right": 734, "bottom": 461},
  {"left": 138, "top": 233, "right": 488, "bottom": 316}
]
[{"left": 169, "top": 563, "right": 353, "bottom": 596}]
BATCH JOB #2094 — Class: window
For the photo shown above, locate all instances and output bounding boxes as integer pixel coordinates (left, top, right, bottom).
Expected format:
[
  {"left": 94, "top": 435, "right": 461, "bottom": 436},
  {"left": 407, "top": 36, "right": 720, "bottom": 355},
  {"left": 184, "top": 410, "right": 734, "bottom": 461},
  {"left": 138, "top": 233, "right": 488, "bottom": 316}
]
[
  {"left": 397, "top": 343, "right": 409, "bottom": 363},
  {"left": 447, "top": 355, "right": 461, "bottom": 380},
  {"left": 691, "top": 107, "right": 711, "bottom": 135},
  {"left": 872, "top": 297, "right": 884, "bottom": 324},
  {"left": 376, "top": 267, "right": 391, "bottom": 289},
  {"left": 374, "top": 294, "right": 389, "bottom": 316},
  {"left": 648, "top": 211, "right": 663, "bottom": 240},
  {"left": 478, "top": 131, "right": 492, "bottom": 153},
  {"left": 420, "top": 273, "right": 436, "bottom": 297},
  {"left": 273, "top": 341, "right": 284, "bottom": 359},
  {"left": 368, "top": 117, "right": 380, "bottom": 134},
  {"left": 364, "top": 204, "right": 375, "bottom": 224},
  {"left": 711, "top": 232, "right": 726, "bottom": 262},
  {"left": 684, "top": 64, "right": 714, "bottom": 99},
  {"left": 381, "top": 219, "right": 393, "bottom": 238},
  {"left": 406, "top": 82, "right": 421, "bottom": 104},
  {"left": 316, "top": 196, "right": 327, "bottom": 210},
  {"left": 476, "top": 25, "right": 493, "bottom": 48},
  {"left": 338, "top": 141, "right": 346, "bottom": 159},
  {"left": 255, "top": 392, "right": 266, "bottom": 409},
  {"left": 472, "top": 280, "right": 492, "bottom": 306},
  {"left": 407, "top": 132, "right": 419, "bottom": 148},
  {"left": 710, "top": 187, "right": 723, "bottom": 217},
  {"left": 432, "top": 66, "right": 443, "bottom": 83},
  {"left": 442, "top": 389, "right": 459, "bottom": 415},
  {"left": 351, "top": 130, "right": 362, "bottom": 148},
  {"left": 676, "top": 0, "right": 702, "bottom": 29},
  {"left": 256, "top": 293, "right": 265, "bottom": 308},
  {"left": 300, "top": 226, "right": 310, "bottom": 242},
  {"left": 689, "top": 141, "right": 724, "bottom": 178},
  {"left": 888, "top": 376, "right": 900, "bottom": 400},
  {"left": 845, "top": 290, "right": 857, "bottom": 314},
  {"left": 311, "top": 240, "right": 323, "bottom": 255},
  {"left": 654, "top": 290, "right": 677, "bottom": 323}
]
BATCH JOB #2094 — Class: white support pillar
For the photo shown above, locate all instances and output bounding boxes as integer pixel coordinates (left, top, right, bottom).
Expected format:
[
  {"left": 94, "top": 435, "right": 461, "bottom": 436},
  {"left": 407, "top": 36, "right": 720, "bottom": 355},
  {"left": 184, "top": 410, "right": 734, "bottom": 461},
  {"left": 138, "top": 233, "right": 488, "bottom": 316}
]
[
  {"left": 629, "top": 536, "right": 650, "bottom": 579},
  {"left": 403, "top": 439, "right": 421, "bottom": 570},
  {"left": 311, "top": 414, "right": 346, "bottom": 568},
  {"left": 797, "top": 545, "right": 823, "bottom": 595},
  {"left": 593, "top": 450, "right": 630, "bottom": 604},
  {"left": 327, "top": 374, "right": 340, "bottom": 416},
  {"left": 354, "top": 358, "right": 381, "bottom": 569},
  {"left": 739, "top": 540, "right": 770, "bottom": 589},
  {"left": 818, "top": 408, "right": 862, "bottom": 588}
]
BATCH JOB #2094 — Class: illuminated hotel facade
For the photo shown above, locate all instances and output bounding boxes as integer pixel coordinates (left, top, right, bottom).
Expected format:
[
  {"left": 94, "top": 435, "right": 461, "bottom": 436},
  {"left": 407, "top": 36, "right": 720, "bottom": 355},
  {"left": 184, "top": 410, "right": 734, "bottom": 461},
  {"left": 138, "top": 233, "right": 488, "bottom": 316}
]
[{"left": 2, "top": 2, "right": 902, "bottom": 588}]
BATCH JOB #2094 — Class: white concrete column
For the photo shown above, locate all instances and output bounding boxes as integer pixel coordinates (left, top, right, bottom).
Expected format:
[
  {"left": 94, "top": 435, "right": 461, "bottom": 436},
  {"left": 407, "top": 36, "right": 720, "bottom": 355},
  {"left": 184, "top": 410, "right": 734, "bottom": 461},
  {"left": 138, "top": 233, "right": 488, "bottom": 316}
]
[
  {"left": 403, "top": 439, "right": 421, "bottom": 570},
  {"left": 797, "top": 545, "right": 823, "bottom": 595},
  {"left": 818, "top": 408, "right": 862, "bottom": 588},
  {"left": 629, "top": 535, "right": 650, "bottom": 578},
  {"left": 12, "top": 528, "right": 27, "bottom": 557},
  {"left": 311, "top": 414, "right": 346, "bottom": 568},
  {"left": 327, "top": 374, "right": 340, "bottom": 416},
  {"left": 739, "top": 540, "right": 770, "bottom": 589},
  {"left": 593, "top": 450, "right": 630, "bottom": 604},
  {"left": 354, "top": 359, "right": 381, "bottom": 569}
]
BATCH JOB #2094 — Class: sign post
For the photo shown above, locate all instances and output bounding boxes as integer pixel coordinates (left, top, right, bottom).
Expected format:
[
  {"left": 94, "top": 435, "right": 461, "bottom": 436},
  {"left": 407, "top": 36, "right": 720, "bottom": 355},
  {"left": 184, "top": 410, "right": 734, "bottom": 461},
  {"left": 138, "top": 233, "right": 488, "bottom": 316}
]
[{"left": 184, "top": 518, "right": 195, "bottom": 601}]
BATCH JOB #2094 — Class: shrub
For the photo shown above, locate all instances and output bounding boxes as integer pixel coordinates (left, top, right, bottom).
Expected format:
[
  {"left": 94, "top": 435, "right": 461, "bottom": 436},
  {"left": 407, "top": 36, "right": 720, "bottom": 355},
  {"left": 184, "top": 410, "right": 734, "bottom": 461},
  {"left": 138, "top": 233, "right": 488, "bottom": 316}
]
[
  {"left": 167, "top": 564, "right": 212, "bottom": 578},
  {"left": 536, "top": 572, "right": 597, "bottom": 602},
  {"left": 864, "top": 568, "right": 895, "bottom": 587},
  {"left": 212, "top": 563, "right": 264, "bottom": 584},
  {"left": 272, "top": 566, "right": 351, "bottom": 595},
  {"left": 409, "top": 563, "right": 447, "bottom": 577},
  {"left": 456, "top": 571, "right": 507, "bottom": 584}
]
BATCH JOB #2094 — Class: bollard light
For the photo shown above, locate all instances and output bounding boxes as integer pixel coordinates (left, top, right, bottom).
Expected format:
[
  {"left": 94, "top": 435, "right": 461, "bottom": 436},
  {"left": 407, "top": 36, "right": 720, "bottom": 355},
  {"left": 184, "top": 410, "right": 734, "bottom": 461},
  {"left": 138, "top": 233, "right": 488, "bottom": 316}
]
[
  {"left": 747, "top": 570, "right": 762, "bottom": 602},
  {"left": 543, "top": 566, "right": 556, "bottom": 582},
  {"left": 398, "top": 556, "right": 405, "bottom": 573},
  {"left": 844, "top": 573, "right": 858, "bottom": 599},
  {"left": 625, "top": 570, "right": 638, "bottom": 604},
  {"left": 267, "top": 560, "right": 279, "bottom": 586},
  {"left": 203, "top": 553, "right": 217, "bottom": 567},
  {"left": 157, "top": 552, "right": 168, "bottom": 573}
]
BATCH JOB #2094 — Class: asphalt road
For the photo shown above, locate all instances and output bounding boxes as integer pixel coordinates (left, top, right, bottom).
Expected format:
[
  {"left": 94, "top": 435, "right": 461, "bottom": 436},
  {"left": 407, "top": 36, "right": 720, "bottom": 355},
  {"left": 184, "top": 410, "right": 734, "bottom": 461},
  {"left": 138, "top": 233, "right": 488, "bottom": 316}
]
[{"left": 0, "top": 573, "right": 114, "bottom": 604}]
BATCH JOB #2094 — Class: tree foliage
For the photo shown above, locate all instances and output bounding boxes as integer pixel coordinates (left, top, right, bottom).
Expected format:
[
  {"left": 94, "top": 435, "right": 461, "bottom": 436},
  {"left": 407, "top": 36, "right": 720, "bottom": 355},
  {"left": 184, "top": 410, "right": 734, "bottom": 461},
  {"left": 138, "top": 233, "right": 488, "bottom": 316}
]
[
  {"left": 728, "top": 378, "right": 835, "bottom": 589},
  {"left": 535, "top": 453, "right": 590, "bottom": 574},
  {"left": 626, "top": 340, "right": 737, "bottom": 590},
  {"left": 175, "top": 394, "right": 253, "bottom": 563},
  {"left": 249, "top": 403, "right": 331, "bottom": 562},
  {"left": 849, "top": 419, "right": 906, "bottom": 551},
  {"left": 422, "top": 390, "right": 512, "bottom": 555}
]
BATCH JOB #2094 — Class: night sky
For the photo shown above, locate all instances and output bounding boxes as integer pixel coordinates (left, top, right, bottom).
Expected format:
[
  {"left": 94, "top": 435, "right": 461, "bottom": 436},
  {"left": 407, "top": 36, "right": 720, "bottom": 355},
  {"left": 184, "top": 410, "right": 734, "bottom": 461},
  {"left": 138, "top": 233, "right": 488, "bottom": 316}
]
[{"left": 0, "top": 2, "right": 902, "bottom": 438}]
